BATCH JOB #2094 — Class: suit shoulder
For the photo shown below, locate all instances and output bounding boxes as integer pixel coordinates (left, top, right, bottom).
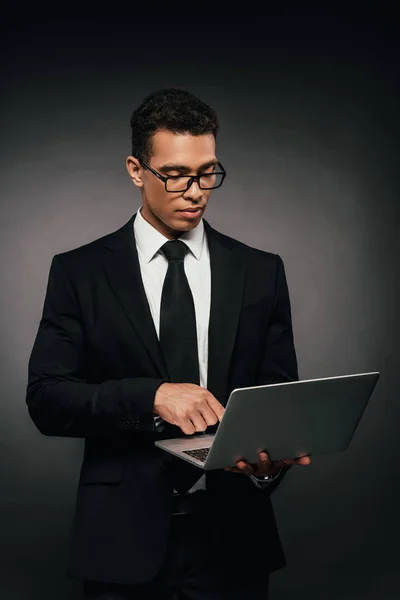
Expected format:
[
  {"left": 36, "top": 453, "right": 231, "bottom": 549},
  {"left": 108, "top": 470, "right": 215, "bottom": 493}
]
[
  {"left": 209, "top": 223, "right": 279, "bottom": 264},
  {"left": 52, "top": 221, "right": 126, "bottom": 268}
]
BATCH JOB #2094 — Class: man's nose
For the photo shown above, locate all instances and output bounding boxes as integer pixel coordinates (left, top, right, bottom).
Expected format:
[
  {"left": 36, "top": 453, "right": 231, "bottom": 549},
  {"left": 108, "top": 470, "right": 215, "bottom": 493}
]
[{"left": 183, "top": 178, "right": 203, "bottom": 199}]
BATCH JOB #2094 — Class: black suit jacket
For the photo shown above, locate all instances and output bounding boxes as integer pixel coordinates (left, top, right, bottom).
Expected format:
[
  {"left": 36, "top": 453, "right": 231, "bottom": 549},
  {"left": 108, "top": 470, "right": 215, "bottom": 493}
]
[{"left": 26, "top": 212, "right": 299, "bottom": 586}]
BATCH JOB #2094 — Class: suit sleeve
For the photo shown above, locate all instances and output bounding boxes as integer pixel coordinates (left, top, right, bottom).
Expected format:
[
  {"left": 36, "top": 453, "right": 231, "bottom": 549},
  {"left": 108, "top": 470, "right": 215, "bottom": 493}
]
[
  {"left": 251, "top": 253, "right": 299, "bottom": 490},
  {"left": 26, "top": 254, "right": 168, "bottom": 438},
  {"left": 255, "top": 254, "right": 299, "bottom": 386}
]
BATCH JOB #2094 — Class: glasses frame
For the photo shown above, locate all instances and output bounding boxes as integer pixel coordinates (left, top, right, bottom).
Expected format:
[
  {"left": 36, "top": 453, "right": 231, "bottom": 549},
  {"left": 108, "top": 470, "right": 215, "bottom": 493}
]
[{"left": 136, "top": 157, "right": 226, "bottom": 192}]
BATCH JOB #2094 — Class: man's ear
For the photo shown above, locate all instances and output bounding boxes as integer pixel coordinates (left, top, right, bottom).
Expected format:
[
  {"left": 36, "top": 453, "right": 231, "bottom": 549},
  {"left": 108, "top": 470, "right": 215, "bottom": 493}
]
[{"left": 126, "top": 156, "right": 144, "bottom": 188}]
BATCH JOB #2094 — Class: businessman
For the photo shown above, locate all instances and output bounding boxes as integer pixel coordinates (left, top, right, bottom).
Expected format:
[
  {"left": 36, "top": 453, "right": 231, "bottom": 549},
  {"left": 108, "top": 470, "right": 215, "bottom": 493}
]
[{"left": 26, "top": 88, "right": 311, "bottom": 599}]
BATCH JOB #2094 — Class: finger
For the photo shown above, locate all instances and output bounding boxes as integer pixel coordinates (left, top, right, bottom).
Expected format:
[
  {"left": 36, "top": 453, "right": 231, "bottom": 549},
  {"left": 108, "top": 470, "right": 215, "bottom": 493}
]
[
  {"left": 268, "top": 458, "right": 293, "bottom": 471},
  {"left": 283, "top": 456, "right": 311, "bottom": 466},
  {"left": 296, "top": 456, "right": 312, "bottom": 465},
  {"left": 189, "top": 412, "right": 209, "bottom": 433},
  {"left": 207, "top": 395, "right": 225, "bottom": 421},
  {"left": 278, "top": 458, "right": 294, "bottom": 468},
  {"left": 236, "top": 460, "right": 254, "bottom": 476},
  {"left": 258, "top": 451, "right": 271, "bottom": 465},
  {"left": 200, "top": 405, "right": 220, "bottom": 427},
  {"left": 256, "top": 452, "right": 271, "bottom": 477},
  {"left": 180, "top": 418, "right": 196, "bottom": 435},
  {"left": 277, "top": 456, "right": 312, "bottom": 467}
]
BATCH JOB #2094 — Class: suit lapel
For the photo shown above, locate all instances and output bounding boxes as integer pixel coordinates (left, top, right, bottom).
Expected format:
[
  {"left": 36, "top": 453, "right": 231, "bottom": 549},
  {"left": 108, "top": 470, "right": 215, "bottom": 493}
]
[
  {"left": 203, "top": 219, "right": 245, "bottom": 405},
  {"left": 102, "top": 213, "right": 246, "bottom": 405},
  {"left": 103, "top": 214, "right": 169, "bottom": 378}
]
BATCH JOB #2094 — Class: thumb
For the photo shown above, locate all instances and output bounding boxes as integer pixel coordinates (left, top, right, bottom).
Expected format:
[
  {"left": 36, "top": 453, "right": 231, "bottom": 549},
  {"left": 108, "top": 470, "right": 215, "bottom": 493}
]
[{"left": 297, "top": 456, "right": 312, "bottom": 465}]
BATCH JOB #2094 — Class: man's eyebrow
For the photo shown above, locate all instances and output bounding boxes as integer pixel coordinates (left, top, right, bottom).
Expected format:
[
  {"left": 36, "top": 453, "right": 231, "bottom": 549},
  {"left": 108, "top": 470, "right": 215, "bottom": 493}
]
[{"left": 159, "top": 160, "right": 218, "bottom": 174}]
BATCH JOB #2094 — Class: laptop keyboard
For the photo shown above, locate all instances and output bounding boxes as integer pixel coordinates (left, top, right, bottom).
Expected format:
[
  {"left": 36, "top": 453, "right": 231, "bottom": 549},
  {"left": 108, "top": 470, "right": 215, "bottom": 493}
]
[{"left": 182, "top": 447, "right": 211, "bottom": 463}]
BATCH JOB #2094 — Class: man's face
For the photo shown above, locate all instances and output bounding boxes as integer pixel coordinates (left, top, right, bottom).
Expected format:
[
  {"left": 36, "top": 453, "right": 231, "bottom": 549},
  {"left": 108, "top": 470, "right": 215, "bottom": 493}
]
[{"left": 126, "top": 130, "right": 217, "bottom": 239}]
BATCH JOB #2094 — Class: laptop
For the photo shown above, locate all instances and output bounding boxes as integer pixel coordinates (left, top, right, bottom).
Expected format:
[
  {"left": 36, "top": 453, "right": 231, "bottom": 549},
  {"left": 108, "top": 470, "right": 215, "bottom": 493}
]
[{"left": 154, "top": 372, "right": 380, "bottom": 470}]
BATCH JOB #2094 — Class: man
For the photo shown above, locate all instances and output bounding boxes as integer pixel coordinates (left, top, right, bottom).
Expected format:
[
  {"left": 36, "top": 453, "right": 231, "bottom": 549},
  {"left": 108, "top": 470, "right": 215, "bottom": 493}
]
[{"left": 26, "top": 88, "right": 311, "bottom": 599}]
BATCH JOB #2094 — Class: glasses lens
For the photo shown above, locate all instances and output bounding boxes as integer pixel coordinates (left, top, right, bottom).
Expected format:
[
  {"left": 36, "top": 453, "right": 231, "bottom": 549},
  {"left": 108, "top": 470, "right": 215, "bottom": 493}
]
[
  {"left": 166, "top": 177, "right": 192, "bottom": 192},
  {"left": 199, "top": 172, "right": 224, "bottom": 189},
  {"left": 166, "top": 172, "right": 224, "bottom": 192}
]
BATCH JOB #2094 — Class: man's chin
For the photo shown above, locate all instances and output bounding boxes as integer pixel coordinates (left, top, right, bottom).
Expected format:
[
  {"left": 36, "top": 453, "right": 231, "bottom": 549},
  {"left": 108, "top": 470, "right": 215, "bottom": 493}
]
[{"left": 170, "top": 212, "right": 203, "bottom": 229}]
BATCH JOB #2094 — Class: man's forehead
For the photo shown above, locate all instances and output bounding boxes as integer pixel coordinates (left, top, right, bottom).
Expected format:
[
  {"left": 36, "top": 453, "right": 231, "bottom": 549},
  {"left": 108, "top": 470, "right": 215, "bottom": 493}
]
[{"left": 150, "top": 130, "right": 216, "bottom": 163}]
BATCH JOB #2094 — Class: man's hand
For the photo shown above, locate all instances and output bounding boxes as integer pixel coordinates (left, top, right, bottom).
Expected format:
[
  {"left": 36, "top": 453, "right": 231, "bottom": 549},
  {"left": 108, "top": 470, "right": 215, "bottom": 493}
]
[
  {"left": 154, "top": 382, "right": 225, "bottom": 435},
  {"left": 224, "top": 451, "right": 311, "bottom": 477}
]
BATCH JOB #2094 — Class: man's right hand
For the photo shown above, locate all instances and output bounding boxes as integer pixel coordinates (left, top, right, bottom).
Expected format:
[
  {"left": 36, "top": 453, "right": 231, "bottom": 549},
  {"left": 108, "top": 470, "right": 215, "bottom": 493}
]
[{"left": 153, "top": 382, "right": 225, "bottom": 435}]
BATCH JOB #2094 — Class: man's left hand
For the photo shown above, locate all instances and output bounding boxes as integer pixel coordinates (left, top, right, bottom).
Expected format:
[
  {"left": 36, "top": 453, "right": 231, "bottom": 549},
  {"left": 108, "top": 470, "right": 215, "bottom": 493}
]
[{"left": 224, "top": 451, "right": 311, "bottom": 477}]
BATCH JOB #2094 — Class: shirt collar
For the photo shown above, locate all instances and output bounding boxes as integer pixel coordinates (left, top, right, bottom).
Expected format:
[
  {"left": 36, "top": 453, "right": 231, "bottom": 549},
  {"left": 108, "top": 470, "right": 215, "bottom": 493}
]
[{"left": 133, "top": 206, "right": 205, "bottom": 263}]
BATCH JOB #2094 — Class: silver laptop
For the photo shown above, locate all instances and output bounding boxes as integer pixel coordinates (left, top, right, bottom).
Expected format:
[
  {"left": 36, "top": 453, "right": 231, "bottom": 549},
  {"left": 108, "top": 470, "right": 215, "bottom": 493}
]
[{"left": 154, "top": 372, "right": 380, "bottom": 470}]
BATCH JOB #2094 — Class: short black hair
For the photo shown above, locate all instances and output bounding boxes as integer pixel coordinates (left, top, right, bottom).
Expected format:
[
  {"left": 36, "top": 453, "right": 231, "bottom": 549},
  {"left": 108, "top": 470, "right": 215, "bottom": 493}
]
[{"left": 130, "top": 88, "right": 219, "bottom": 162}]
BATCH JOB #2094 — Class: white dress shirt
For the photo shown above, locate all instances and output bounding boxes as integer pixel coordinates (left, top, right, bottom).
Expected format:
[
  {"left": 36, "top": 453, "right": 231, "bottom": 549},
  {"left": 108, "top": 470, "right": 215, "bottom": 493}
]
[
  {"left": 134, "top": 206, "right": 209, "bottom": 492},
  {"left": 133, "top": 206, "right": 280, "bottom": 492}
]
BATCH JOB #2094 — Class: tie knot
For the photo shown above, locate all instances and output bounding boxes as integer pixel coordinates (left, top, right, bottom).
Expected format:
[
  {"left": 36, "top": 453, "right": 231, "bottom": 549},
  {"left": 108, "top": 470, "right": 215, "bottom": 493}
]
[{"left": 161, "top": 240, "right": 189, "bottom": 261}]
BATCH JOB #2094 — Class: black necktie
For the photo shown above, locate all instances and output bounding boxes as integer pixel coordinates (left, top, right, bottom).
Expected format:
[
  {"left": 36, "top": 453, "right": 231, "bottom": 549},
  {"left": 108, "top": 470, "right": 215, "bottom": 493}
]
[
  {"left": 159, "top": 240, "right": 200, "bottom": 386},
  {"left": 159, "top": 239, "right": 203, "bottom": 494}
]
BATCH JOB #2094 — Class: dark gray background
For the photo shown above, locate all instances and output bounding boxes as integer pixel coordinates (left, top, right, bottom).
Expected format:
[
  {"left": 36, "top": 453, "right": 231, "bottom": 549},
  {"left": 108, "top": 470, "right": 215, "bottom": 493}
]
[{"left": 1, "top": 10, "right": 399, "bottom": 599}]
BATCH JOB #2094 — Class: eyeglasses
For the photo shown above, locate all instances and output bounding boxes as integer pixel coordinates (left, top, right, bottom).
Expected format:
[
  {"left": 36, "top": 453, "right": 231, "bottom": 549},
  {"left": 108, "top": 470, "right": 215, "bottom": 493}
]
[{"left": 137, "top": 157, "right": 226, "bottom": 192}]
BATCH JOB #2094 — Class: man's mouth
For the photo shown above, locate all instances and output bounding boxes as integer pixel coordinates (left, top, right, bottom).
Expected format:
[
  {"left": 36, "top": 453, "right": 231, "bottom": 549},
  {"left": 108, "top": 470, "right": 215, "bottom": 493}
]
[{"left": 178, "top": 207, "right": 203, "bottom": 212}]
